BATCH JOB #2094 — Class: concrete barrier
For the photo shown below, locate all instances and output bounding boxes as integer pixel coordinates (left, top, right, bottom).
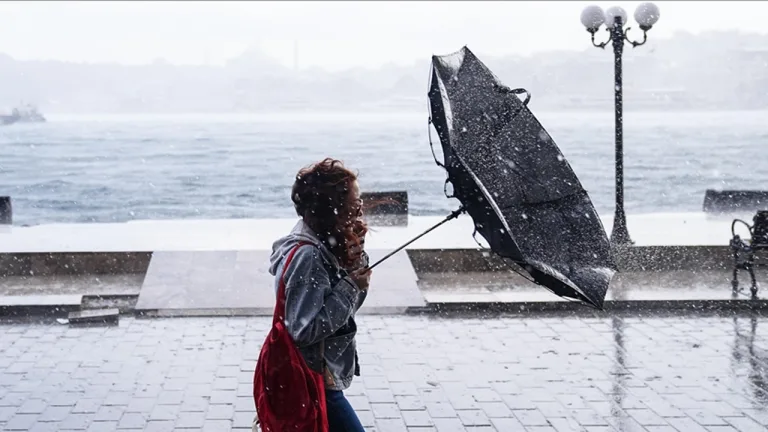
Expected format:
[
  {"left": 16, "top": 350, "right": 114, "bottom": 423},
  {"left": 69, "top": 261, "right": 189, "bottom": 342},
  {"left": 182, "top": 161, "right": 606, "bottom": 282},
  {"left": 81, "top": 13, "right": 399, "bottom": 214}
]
[
  {"left": 0, "top": 252, "right": 152, "bottom": 277},
  {"left": 703, "top": 189, "right": 768, "bottom": 214},
  {"left": 361, "top": 191, "right": 408, "bottom": 226},
  {"left": 407, "top": 245, "right": 733, "bottom": 273}
]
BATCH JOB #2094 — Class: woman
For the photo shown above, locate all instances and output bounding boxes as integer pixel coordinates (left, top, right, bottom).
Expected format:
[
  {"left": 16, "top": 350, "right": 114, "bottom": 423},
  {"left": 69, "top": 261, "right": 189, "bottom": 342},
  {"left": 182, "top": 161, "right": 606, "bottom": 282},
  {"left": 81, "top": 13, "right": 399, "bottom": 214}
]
[{"left": 268, "top": 158, "right": 371, "bottom": 431}]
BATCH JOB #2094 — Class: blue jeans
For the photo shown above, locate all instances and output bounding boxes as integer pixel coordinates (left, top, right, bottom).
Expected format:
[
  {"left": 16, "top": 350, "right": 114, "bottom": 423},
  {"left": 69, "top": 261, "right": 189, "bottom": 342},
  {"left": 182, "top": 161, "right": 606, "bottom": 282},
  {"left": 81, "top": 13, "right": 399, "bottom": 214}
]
[{"left": 325, "top": 390, "right": 364, "bottom": 432}]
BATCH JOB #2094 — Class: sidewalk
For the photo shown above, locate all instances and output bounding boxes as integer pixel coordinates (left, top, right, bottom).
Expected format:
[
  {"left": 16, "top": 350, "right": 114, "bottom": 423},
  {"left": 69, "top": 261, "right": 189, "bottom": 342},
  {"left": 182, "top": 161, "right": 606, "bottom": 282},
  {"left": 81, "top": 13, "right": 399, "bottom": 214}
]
[{"left": 1, "top": 312, "right": 767, "bottom": 431}]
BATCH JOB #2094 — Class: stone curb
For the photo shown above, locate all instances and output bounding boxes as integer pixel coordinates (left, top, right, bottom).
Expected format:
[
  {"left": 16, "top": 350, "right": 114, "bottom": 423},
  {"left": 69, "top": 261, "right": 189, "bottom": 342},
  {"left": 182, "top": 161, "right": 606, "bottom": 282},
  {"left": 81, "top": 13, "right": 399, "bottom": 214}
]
[
  {"left": 0, "top": 294, "right": 138, "bottom": 317},
  {"left": 2, "top": 295, "right": 767, "bottom": 318}
]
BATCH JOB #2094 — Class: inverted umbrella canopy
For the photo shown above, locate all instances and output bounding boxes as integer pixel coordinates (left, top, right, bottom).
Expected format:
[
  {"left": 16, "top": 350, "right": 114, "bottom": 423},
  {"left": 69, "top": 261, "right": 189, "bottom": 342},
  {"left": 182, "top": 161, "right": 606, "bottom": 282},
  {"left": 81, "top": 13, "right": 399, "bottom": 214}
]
[{"left": 427, "top": 46, "right": 616, "bottom": 309}]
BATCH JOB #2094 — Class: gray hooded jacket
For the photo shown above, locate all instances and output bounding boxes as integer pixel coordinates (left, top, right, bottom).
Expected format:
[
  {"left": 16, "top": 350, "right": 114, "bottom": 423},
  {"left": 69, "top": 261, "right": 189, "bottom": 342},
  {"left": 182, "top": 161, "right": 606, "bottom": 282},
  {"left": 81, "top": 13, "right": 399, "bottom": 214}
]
[{"left": 268, "top": 220, "right": 368, "bottom": 391}]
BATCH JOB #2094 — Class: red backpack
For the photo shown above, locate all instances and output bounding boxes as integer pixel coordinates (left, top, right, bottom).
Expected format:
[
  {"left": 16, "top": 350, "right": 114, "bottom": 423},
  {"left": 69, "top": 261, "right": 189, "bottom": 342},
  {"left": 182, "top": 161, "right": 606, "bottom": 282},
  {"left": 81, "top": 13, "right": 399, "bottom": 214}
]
[{"left": 253, "top": 243, "right": 329, "bottom": 432}]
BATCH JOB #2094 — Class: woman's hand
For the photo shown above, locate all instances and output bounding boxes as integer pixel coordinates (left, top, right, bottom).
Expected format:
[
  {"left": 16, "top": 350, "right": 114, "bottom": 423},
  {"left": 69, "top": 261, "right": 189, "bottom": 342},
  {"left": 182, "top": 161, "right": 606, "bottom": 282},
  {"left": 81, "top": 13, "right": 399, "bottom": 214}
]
[
  {"left": 350, "top": 268, "right": 372, "bottom": 291},
  {"left": 348, "top": 218, "right": 368, "bottom": 270}
]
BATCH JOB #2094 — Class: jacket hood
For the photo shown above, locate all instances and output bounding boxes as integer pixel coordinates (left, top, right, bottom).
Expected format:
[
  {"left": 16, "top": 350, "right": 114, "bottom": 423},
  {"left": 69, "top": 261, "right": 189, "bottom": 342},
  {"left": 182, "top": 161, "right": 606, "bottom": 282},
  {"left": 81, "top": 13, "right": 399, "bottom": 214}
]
[{"left": 268, "top": 219, "right": 339, "bottom": 275}]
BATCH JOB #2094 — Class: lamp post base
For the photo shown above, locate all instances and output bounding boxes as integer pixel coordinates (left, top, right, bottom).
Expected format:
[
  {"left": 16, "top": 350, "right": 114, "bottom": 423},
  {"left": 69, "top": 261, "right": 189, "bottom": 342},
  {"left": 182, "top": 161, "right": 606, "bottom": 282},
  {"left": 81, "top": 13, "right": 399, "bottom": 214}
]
[{"left": 610, "top": 221, "right": 634, "bottom": 246}]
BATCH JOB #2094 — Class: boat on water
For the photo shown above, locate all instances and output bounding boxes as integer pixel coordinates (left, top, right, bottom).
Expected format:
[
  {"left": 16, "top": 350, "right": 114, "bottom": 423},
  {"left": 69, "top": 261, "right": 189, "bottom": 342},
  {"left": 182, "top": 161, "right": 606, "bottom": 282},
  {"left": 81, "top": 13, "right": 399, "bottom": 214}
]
[{"left": 0, "top": 104, "right": 46, "bottom": 125}]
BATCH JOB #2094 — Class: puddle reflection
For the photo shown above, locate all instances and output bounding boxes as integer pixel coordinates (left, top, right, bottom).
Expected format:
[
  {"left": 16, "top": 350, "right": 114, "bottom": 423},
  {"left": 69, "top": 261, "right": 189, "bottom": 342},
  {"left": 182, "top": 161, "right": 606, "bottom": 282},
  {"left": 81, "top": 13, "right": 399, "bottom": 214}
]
[
  {"left": 609, "top": 316, "right": 628, "bottom": 427},
  {"left": 732, "top": 314, "right": 768, "bottom": 406}
]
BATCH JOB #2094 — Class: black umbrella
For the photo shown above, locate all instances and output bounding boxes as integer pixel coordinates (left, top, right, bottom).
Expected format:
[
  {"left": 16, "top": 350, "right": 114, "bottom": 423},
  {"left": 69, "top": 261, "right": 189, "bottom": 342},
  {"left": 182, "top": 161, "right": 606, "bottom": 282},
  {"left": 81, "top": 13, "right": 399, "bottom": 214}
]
[{"left": 368, "top": 46, "right": 616, "bottom": 309}]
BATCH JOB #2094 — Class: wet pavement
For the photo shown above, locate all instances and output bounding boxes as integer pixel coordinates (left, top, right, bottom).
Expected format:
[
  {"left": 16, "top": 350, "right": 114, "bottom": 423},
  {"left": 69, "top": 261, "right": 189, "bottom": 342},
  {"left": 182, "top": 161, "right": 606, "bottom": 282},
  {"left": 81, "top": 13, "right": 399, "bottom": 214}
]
[{"left": 1, "top": 312, "right": 768, "bottom": 431}]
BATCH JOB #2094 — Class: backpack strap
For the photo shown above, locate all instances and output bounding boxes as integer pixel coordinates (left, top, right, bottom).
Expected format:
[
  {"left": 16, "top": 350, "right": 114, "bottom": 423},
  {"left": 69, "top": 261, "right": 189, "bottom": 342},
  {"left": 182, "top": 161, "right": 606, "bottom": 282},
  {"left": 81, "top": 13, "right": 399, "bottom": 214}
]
[
  {"left": 274, "top": 241, "right": 331, "bottom": 382},
  {"left": 273, "top": 242, "right": 309, "bottom": 326}
]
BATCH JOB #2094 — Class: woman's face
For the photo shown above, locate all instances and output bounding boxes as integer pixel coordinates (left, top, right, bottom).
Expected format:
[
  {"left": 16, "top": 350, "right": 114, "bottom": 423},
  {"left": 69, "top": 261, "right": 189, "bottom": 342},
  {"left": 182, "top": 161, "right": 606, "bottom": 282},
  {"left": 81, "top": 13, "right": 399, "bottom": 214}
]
[{"left": 348, "top": 180, "right": 363, "bottom": 222}]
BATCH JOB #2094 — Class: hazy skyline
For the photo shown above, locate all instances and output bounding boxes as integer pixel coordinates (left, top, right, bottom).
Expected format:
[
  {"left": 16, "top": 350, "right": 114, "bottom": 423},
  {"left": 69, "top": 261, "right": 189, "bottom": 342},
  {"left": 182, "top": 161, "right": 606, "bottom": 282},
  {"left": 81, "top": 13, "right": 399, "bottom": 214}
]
[{"left": 1, "top": 1, "right": 767, "bottom": 71}]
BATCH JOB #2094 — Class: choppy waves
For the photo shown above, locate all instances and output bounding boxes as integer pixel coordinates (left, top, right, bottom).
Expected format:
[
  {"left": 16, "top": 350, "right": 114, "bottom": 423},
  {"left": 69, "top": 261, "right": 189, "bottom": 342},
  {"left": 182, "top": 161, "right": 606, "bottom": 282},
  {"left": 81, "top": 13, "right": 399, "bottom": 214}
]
[{"left": 1, "top": 111, "right": 766, "bottom": 226}]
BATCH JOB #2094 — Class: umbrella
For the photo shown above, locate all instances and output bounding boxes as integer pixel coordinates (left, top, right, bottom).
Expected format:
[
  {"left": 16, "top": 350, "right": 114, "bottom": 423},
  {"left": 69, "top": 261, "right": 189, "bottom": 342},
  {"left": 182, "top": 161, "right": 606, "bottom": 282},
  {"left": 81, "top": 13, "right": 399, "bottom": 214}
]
[{"left": 369, "top": 46, "right": 616, "bottom": 309}]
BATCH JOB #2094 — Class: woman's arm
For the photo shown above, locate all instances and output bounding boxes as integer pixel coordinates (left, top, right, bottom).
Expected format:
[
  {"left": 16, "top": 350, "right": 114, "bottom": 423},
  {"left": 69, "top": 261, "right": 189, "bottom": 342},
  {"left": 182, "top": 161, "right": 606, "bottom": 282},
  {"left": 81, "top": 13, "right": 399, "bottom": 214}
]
[{"left": 283, "top": 245, "right": 360, "bottom": 347}]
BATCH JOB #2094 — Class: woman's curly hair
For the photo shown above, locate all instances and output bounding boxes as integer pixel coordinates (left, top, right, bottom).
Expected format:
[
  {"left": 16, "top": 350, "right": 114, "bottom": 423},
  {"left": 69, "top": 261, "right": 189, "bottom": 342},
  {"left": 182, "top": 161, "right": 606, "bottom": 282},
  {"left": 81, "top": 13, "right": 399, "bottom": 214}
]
[{"left": 292, "top": 158, "right": 367, "bottom": 268}]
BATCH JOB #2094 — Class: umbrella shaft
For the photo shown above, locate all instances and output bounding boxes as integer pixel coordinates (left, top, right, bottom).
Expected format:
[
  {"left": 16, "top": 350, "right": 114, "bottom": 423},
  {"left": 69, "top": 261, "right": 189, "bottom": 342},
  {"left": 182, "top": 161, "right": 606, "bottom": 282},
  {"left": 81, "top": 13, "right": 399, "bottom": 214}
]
[{"left": 366, "top": 207, "right": 464, "bottom": 271}]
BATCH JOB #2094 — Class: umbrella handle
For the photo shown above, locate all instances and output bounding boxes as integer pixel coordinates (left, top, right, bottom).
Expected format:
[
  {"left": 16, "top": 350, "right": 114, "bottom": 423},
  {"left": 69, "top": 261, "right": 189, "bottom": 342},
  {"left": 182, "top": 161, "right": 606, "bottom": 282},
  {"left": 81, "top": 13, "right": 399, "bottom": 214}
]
[
  {"left": 507, "top": 88, "right": 531, "bottom": 106},
  {"left": 365, "top": 207, "right": 465, "bottom": 271}
]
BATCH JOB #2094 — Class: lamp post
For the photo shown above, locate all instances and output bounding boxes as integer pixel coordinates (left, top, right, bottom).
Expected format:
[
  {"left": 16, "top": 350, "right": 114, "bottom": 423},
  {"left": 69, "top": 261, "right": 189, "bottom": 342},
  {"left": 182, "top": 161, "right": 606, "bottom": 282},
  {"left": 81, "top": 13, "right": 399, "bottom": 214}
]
[{"left": 580, "top": 3, "right": 660, "bottom": 245}]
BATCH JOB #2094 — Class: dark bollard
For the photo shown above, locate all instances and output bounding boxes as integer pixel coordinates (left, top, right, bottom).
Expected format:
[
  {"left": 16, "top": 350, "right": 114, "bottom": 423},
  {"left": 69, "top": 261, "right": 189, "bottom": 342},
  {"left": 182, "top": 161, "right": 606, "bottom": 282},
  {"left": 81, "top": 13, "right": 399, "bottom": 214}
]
[
  {"left": 703, "top": 189, "right": 768, "bottom": 214},
  {"left": 361, "top": 191, "right": 408, "bottom": 227},
  {"left": 0, "top": 196, "right": 11, "bottom": 225}
]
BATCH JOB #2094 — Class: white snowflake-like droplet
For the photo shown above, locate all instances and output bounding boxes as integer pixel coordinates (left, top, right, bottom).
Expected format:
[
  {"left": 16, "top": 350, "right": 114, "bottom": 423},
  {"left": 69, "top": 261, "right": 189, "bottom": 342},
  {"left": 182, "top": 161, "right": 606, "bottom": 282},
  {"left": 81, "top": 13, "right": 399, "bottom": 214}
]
[
  {"left": 522, "top": 214, "right": 528, "bottom": 220},
  {"left": 557, "top": 155, "right": 565, "bottom": 162},
  {"left": 461, "top": 127, "right": 468, "bottom": 133},
  {"left": 538, "top": 129, "right": 550, "bottom": 142},
  {"left": 328, "top": 236, "right": 337, "bottom": 247}
]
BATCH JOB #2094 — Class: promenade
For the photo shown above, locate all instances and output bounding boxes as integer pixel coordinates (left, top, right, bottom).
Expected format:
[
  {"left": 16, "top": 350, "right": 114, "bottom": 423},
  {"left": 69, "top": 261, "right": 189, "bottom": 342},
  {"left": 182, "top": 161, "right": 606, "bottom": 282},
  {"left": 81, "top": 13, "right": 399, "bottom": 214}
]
[
  {"left": 1, "top": 212, "right": 765, "bottom": 317},
  {"left": 1, "top": 312, "right": 768, "bottom": 431}
]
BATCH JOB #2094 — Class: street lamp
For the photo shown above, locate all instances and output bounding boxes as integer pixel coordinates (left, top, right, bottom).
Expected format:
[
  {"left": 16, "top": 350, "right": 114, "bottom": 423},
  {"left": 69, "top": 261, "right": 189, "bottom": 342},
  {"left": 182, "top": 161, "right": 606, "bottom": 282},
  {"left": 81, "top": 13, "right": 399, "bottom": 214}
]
[{"left": 580, "top": 3, "right": 660, "bottom": 246}]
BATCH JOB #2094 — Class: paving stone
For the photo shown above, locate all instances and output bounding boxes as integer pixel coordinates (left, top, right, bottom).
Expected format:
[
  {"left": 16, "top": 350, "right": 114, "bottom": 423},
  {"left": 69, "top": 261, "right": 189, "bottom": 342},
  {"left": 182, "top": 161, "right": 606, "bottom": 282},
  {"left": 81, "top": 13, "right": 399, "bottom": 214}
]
[
  {"left": 375, "top": 417, "right": 408, "bottom": 431},
  {"left": 4, "top": 414, "right": 38, "bottom": 431},
  {"left": 174, "top": 411, "right": 204, "bottom": 429},
  {"left": 513, "top": 408, "right": 550, "bottom": 426},
  {"left": 625, "top": 408, "right": 669, "bottom": 426},
  {"left": 478, "top": 402, "right": 512, "bottom": 418},
  {"left": 396, "top": 395, "right": 426, "bottom": 410},
  {"left": 118, "top": 413, "right": 148, "bottom": 429},
  {"left": 149, "top": 404, "right": 179, "bottom": 421},
  {"left": 724, "top": 416, "right": 767, "bottom": 432},
  {"left": 86, "top": 421, "right": 119, "bottom": 432},
  {"left": 39, "top": 405, "right": 72, "bottom": 422},
  {"left": 17, "top": 398, "right": 47, "bottom": 414},
  {"left": 426, "top": 402, "right": 458, "bottom": 419},
  {"left": 741, "top": 409, "right": 768, "bottom": 426},
  {"left": 232, "top": 411, "right": 254, "bottom": 429},
  {"left": 206, "top": 403, "right": 234, "bottom": 420},
  {"left": 144, "top": 420, "right": 175, "bottom": 432},
  {"left": 402, "top": 410, "right": 434, "bottom": 427},
  {"left": 357, "top": 410, "right": 375, "bottom": 427},
  {"left": 28, "top": 423, "right": 61, "bottom": 432},
  {"left": 93, "top": 406, "right": 124, "bottom": 422},
  {"left": 686, "top": 409, "right": 731, "bottom": 426},
  {"left": 0, "top": 406, "right": 17, "bottom": 422},
  {"left": 372, "top": 403, "right": 402, "bottom": 419},
  {"left": 456, "top": 409, "right": 491, "bottom": 426}
]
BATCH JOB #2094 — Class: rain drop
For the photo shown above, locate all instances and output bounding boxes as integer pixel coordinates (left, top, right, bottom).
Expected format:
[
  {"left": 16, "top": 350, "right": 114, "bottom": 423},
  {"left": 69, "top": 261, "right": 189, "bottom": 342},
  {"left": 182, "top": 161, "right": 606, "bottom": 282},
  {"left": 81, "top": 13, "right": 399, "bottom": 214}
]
[
  {"left": 557, "top": 155, "right": 564, "bottom": 162},
  {"left": 461, "top": 127, "right": 468, "bottom": 133},
  {"left": 522, "top": 214, "right": 528, "bottom": 220}
]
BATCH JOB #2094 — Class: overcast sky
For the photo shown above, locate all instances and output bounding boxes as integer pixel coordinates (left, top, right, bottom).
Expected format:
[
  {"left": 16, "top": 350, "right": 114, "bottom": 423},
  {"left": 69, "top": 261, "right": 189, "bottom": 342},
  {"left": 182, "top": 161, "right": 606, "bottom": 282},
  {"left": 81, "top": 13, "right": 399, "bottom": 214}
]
[{"left": 0, "top": 1, "right": 765, "bottom": 71}]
